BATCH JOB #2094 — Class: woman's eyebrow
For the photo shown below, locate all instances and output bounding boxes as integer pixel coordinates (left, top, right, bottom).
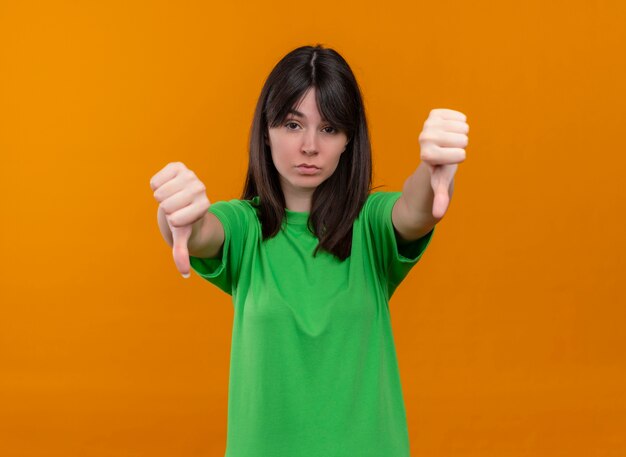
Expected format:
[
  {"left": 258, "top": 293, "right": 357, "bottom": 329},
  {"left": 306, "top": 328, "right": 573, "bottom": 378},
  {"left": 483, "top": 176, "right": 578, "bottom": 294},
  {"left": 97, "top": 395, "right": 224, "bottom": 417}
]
[
  {"left": 287, "top": 108, "right": 328, "bottom": 123},
  {"left": 288, "top": 108, "right": 306, "bottom": 118}
]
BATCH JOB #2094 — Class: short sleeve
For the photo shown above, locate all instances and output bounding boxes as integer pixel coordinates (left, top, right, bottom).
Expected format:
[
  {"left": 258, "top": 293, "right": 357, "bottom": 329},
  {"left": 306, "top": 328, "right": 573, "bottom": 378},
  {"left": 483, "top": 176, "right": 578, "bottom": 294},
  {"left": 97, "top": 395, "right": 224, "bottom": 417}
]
[
  {"left": 363, "top": 191, "right": 435, "bottom": 299},
  {"left": 188, "top": 199, "right": 253, "bottom": 296}
]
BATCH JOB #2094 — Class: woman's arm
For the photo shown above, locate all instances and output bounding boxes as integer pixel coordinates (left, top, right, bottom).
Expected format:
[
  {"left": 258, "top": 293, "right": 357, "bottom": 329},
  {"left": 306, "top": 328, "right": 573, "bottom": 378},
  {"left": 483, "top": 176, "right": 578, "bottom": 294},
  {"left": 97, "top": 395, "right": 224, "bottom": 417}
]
[
  {"left": 392, "top": 162, "right": 450, "bottom": 243},
  {"left": 188, "top": 211, "right": 225, "bottom": 259}
]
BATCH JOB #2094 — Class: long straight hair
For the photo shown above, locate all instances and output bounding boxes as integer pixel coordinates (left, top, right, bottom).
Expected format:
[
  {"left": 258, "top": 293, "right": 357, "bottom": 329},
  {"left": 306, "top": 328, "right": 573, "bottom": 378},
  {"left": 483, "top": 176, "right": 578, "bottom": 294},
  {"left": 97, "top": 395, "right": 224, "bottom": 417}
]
[{"left": 241, "top": 44, "right": 372, "bottom": 261}]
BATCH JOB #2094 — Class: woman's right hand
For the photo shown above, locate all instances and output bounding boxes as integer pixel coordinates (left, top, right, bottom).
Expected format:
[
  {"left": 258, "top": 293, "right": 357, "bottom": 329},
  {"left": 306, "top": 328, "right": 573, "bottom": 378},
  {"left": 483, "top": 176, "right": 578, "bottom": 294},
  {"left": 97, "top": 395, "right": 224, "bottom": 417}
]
[{"left": 150, "top": 162, "right": 211, "bottom": 278}]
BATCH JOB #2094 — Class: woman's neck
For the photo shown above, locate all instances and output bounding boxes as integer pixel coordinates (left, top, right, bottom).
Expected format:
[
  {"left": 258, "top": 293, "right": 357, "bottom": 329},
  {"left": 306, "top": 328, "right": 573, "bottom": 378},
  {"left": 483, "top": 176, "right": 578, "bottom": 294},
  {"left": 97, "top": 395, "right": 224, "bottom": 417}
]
[{"left": 284, "top": 190, "right": 313, "bottom": 212}]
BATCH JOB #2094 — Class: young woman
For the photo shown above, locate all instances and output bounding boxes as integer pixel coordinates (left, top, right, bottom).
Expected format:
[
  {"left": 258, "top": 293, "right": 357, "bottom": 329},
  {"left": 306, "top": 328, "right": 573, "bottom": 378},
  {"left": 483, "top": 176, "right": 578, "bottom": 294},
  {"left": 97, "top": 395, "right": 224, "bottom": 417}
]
[{"left": 150, "top": 44, "right": 468, "bottom": 457}]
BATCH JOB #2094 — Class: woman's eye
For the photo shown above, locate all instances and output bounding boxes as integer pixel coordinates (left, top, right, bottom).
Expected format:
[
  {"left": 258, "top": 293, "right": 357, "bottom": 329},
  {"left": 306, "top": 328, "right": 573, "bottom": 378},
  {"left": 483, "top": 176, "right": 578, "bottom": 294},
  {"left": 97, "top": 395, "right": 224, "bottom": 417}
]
[{"left": 284, "top": 122, "right": 337, "bottom": 134}]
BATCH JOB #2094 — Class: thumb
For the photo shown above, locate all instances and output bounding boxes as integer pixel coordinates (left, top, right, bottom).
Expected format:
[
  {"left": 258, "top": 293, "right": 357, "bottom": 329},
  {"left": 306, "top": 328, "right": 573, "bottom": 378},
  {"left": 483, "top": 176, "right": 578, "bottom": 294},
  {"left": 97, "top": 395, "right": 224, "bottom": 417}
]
[
  {"left": 171, "top": 224, "right": 193, "bottom": 278},
  {"left": 430, "top": 165, "right": 451, "bottom": 219}
]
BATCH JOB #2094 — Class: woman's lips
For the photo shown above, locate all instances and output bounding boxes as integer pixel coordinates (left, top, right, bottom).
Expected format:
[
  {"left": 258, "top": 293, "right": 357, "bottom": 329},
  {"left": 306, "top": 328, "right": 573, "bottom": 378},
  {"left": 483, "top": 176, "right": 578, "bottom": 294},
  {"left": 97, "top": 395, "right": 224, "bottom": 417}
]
[{"left": 296, "top": 165, "right": 320, "bottom": 175}]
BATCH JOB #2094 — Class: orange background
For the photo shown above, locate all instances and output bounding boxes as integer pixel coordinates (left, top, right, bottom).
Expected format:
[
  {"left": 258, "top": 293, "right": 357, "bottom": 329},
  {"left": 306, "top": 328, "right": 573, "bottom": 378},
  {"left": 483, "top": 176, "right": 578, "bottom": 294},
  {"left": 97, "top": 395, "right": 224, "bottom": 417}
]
[{"left": 1, "top": 0, "right": 625, "bottom": 456}]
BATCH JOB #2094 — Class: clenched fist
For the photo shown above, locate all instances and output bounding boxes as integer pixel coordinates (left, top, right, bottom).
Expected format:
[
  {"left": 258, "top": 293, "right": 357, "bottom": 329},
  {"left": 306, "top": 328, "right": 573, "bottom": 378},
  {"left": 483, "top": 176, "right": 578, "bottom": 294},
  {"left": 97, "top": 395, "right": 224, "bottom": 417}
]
[
  {"left": 150, "top": 162, "right": 211, "bottom": 278},
  {"left": 418, "top": 108, "right": 469, "bottom": 219}
]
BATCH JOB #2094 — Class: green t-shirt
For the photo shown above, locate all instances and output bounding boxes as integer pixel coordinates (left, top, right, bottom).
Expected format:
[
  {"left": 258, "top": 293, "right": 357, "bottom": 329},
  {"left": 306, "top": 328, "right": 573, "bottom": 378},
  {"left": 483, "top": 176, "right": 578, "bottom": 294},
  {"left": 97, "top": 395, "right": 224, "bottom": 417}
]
[{"left": 189, "top": 191, "right": 435, "bottom": 457}]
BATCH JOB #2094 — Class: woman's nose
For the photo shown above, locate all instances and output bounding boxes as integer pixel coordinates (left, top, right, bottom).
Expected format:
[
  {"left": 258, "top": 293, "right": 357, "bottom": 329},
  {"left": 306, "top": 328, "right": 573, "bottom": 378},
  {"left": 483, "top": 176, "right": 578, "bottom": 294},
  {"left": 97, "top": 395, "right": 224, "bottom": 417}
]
[{"left": 301, "top": 131, "right": 319, "bottom": 155}]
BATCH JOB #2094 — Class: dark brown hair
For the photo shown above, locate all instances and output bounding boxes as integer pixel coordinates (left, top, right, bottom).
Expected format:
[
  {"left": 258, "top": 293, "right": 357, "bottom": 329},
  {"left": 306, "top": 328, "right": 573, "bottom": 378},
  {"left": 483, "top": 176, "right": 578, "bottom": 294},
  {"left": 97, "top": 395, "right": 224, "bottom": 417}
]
[{"left": 241, "top": 44, "right": 372, "bottom": 260}]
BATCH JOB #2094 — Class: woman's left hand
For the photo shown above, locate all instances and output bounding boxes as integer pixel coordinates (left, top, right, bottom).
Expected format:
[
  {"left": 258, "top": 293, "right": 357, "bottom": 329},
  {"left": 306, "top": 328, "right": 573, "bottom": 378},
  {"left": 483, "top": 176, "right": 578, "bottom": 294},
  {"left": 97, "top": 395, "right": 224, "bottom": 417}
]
[{"left": 418, "top": 108, "right": 469, "bottom": 219}]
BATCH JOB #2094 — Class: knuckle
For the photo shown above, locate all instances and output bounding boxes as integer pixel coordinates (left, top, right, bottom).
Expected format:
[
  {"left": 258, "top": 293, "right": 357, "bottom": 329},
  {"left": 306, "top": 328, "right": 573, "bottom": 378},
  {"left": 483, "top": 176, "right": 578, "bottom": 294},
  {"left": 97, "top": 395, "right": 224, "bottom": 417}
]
[
  {"left": 171, "top": 161, "right": 185, "bottom": 173},
  {"left": 420, "top": 131, "right": 435, "bottom": 143},
  {"left": 421, "top": 148, "right": 435, "bottom": 161},
  {"left": 168, "top": 215, "right": 180, "bottom": 227}
]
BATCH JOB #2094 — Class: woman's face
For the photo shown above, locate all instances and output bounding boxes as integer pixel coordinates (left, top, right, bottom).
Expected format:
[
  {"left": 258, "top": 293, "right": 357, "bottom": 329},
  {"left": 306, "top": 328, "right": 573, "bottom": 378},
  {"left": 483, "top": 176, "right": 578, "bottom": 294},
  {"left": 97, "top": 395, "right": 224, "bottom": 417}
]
[{"left": 267, "top": 87, "right": 349, "bottom": 201}]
